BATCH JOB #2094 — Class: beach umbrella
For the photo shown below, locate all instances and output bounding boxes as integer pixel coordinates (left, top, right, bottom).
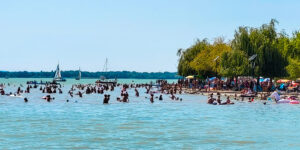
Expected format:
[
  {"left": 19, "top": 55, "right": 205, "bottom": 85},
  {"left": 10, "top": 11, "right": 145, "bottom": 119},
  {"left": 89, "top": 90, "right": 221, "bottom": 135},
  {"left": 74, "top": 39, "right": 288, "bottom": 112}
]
[
  {"left": 279, "top": 83, "right": 285, "bottom": 90},
  {"left": 185, "top": 75, "right": 194, "bottom": 79},
  {"left": 259, "top": 78, "right": 264, "bottom": 82},
  {"left": 209, "top": 77, "right": 216, "bottom": 81},
  {"left": 276, "top": 79, "right": 291, "bottom": 83},
  {"left": 220, "top": 77, "right": 227, "bottom": 81},
  {"left": 292, "top": 82, "right": 299, "bottom": 87}
]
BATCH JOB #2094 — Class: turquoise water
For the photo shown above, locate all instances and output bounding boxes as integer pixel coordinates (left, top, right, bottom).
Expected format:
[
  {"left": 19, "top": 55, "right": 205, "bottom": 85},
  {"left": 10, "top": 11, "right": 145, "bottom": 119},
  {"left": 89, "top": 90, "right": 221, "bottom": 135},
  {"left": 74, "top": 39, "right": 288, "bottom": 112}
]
[{"left": 1, "top": 78, "right": 300, "bottom": 149}]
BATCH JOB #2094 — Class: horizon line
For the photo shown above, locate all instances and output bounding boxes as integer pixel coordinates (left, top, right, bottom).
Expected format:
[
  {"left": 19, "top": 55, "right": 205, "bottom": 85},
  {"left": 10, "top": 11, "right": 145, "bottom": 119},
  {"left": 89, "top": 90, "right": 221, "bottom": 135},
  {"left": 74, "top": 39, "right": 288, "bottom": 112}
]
[{"left": 0, "top": 70, "right": 178, "bottom": 73}]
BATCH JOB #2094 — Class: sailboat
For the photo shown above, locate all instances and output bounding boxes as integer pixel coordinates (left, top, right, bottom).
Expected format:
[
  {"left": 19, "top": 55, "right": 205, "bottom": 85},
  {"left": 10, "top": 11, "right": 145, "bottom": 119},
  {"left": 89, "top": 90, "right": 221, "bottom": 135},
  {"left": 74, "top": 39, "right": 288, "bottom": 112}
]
[
  {"left": 53, "top": 64, "right": 66, "bottom": 82},
  {"left": 75, "top": 67, "right": 81, "bottom": 80},
  {"left": 95, "top": 58, "right": 117, "bottom": 85}
]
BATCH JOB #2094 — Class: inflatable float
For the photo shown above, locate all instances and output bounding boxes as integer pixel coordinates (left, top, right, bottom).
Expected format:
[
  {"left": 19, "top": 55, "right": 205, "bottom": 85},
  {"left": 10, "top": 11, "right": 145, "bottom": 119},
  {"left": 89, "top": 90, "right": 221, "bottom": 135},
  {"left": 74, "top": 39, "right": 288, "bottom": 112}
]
[
  {"left": 277, "top": 99, "right": 290, "bottom": 103},
  {"left": 290, "top": 100, "right": 299, "bottom": 104},
  {"left": 9, "top": 94, "right": 23, "bottom": 98}
]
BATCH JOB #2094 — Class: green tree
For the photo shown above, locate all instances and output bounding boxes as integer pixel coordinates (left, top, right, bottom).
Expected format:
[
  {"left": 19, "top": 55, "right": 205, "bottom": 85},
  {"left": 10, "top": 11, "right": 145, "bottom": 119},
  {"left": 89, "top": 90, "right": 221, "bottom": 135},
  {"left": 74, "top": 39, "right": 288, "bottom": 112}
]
[
  {"left": 283, "top": 31, "right": 300, "bottom": 79},
  {"left": 189, "top": 38, "right": 231, "bottom": 78},
  {"left": 286, "top": 58, "right": 300, "bottom": 79},
  {"left": 220, "top": 50, "right": 250, "bottom": 78},
  {"left": 231, "top": 19, "right": 288, "bottom": 81},
  {"left": 177, "top": 39, "right": 209, "bottom": 76}
]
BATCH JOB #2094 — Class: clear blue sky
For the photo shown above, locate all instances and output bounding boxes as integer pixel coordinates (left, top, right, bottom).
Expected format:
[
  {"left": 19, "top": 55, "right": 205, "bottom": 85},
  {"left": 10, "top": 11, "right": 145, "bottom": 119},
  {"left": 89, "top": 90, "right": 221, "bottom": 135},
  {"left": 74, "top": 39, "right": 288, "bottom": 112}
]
[{"left": 0, "top": 0, "right": 299, "bottom": 72}]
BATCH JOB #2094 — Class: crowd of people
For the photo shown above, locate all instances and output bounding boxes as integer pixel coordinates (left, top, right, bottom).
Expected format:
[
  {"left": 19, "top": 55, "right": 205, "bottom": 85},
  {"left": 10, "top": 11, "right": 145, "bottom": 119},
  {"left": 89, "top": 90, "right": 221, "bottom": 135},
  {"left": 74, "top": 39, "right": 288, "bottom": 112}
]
[
  {"left": 1, "top": 78, "right": 299, "bottom": 105},
  {"left": 178, "top": 77, "right": 300, "bottom": 95},
  {"left": 0, "top": 80, "right": 186, "bottom": 104},
  {"left": 177, "top": 77, "right": 299, "bottom": 105}
]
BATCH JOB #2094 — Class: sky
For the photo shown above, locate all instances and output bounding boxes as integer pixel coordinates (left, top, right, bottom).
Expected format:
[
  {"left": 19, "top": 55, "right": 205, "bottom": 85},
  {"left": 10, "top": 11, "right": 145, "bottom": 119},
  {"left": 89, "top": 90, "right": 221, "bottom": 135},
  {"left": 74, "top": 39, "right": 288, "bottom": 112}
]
[{"left": 0, "top": 0, "right": 299, "bottom": 72}]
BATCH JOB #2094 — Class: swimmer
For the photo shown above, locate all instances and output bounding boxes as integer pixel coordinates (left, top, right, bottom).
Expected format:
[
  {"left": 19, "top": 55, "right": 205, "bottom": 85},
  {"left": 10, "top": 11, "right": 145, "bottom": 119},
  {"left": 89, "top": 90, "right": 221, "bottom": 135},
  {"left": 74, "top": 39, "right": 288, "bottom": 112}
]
[
  {"left": 103, "top": 94, "right": 110, "bottom": 104},
  {"left": 150, "top": 94, "right": 154, "bottom": 103},
  {"left": 116, "top": 97, "right": 121, "bottom": 102},
  {"left": 159, "top": 95, "right": 163, "bottom": 100}
]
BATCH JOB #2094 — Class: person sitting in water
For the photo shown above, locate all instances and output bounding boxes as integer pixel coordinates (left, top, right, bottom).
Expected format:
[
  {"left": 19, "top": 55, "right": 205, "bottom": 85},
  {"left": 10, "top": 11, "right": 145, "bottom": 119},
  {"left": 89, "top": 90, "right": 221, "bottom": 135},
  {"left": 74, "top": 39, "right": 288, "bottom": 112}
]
[
  {"left": 226, "top": 96, "right": 234, "bottom": 104},
  {"left": 248, "top": 97, "right": 254, "bottom": 102},
  {"left": 122, "top": 92, "right": 129, "bottom": 102},
  {"left": 207, "top": 96, "right": 214, "bottom": 104},
  {"left": 103, "top": 94, "right": 110, "bottom": 104},
  {"left": 0, "top": 89, "right": 5, "bottom": 95},
  {"left": 116, "top": 97, "right": 121, "bottom": 102},
  {"left": 159, "top": 94, "right": 163, "bottom": 100},
  {"left": 248, "top": 97, "right": 251, "bottom": 102},
  {"left": 217, "top": 96, "right": 222, "bottom": 104},
  {"left": 216, "top": 95, "right": 228, "bottom": 105},
  {"left": 170, "top": 94, "right": 175, "bottom": 100},
  {"left": 46, "top": 95, "right": 51, "bottom": 102},
  {"left": 207, "top": 93, "right": 216, "bottom": 104}
]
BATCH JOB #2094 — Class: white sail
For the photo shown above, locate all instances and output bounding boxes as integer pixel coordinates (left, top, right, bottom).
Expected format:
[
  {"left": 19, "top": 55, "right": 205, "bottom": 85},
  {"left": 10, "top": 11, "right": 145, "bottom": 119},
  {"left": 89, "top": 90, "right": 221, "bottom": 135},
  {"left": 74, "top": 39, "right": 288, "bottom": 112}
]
[
  {"left": 75, "top": 67, "right": 81, "bottom": 80},
  {"left": 54, "top": 64, "right": 62, "bottom": 80},
  {"left": 100, "top": 58, "right": 108, "bottom": 80},
  {"left": 78, "top": 68, "right": 81, "bottom": 79},
  {"left": 96, "top": 58, "right": 117, "bottom": 84},
  {"left": 53, "top": 63, "right": 66, "bottom": 82}
]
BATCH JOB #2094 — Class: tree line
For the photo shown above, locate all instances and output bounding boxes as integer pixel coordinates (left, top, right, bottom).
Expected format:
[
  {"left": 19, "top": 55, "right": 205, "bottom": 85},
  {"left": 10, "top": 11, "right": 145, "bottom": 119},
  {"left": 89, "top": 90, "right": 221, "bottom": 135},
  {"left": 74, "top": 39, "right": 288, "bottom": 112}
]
[
  {"left": 0, "top": 71, "right": 179, "bottom": 79},
  {"left": 177, "top": 19, "right": 300, "bottom": 81}
]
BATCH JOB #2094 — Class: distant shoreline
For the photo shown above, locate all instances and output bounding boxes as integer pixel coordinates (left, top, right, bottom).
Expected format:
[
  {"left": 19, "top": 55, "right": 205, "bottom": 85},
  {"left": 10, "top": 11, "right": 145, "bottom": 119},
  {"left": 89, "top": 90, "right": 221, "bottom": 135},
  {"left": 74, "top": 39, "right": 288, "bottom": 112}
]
[
  {"left": 0, "top": 77, "right": 179, "bottom": 80},
  {"left": 0, "top": 71, "right": 181, "bottom": 79}
]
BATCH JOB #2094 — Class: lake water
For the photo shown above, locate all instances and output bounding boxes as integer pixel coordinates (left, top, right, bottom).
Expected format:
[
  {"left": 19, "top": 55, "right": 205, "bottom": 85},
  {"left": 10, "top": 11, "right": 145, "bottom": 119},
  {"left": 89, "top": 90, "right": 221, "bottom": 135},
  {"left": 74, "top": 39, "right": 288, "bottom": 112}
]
[{"left": 1, "top": 78, "right": 300, "bottom": 149}]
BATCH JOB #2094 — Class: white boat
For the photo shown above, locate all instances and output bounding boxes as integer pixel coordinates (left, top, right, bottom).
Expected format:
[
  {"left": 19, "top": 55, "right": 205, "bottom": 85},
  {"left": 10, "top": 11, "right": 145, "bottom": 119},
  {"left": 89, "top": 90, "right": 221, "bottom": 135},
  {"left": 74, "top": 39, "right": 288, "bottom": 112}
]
[
  {"left": 76, "top": 67, "right": 81, "bottom": 80},
  {"left": 53, "top": 64, "right": 66, "bottom": 82},
  {"left": 9, "top": 94, "right": 23, "bottom": 98},
  {"left": 277, "top": 99, "right": 290, "bottom": 103},
  {"left": 95, "top": 58, "right": 117, "bottom": 85}
]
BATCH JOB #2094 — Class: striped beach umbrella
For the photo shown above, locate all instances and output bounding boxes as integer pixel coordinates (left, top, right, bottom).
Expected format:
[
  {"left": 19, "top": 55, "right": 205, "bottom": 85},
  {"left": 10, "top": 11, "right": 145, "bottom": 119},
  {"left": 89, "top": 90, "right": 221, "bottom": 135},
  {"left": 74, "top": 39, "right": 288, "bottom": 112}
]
[{"left": 276, "top": 79, "right": 291, "bottom": 83}]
